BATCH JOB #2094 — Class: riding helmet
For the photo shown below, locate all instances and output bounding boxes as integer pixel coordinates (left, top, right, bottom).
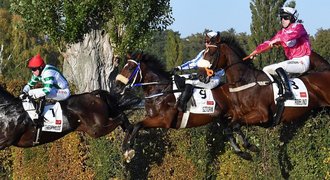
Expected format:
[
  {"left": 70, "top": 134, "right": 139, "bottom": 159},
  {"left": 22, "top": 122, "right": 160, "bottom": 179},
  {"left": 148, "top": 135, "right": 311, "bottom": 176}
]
[
  {"left": 280, "top": 7, "right": 297, "bottom": 22},
  {"left": 28, "top": 54, "right": 46, "bottom": 68}
]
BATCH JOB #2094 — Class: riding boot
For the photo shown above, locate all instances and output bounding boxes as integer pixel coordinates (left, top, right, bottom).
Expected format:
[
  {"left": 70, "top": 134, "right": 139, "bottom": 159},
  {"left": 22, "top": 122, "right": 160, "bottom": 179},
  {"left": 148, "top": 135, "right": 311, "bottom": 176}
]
[
  {"left": 35, "top": 97, "right": 45, "bottom": 127},
  {"left": 177, "top": 84, "right": 194, "bottom": 112},
  {"left": 275, "top": 67, "right": 293, "bottom": 99}
]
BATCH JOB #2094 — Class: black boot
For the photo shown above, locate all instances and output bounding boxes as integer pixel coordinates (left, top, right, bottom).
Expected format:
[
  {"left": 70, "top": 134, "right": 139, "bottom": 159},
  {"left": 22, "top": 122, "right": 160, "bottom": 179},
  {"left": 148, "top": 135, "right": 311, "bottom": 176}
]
[
  {"left": 275, "top": 68, "right": 293, "bottom": 99},
  {"left": 35, "top": 97, "right": 45, "bottom": 127},
  {"left": 178, "top": 84, "right": 194, "bottom": 112}
]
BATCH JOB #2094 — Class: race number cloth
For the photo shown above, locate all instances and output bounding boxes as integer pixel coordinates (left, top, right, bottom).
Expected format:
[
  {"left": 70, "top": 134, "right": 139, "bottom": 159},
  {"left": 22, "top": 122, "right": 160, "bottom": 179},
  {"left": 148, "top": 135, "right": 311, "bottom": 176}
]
[
  {"left": 42, "top": 103, "right": 63, "bottom": 132},
  {"left": 173, "top": 77, "right": 216, "bottom": 114},
  {"left": 22, "top": 100, "right": 64, "bottom": 132},
  {"left": 172, "top": 75, "right": 216, "bottom": 128},
  {"left": 273, "top": 78, "right": 309, "bottom": 107}
]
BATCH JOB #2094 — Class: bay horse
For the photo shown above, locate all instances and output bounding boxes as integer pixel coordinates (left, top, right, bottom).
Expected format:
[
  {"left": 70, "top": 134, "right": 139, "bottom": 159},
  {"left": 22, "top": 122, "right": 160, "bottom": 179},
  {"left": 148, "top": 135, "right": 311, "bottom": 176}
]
[
  {"left": 0, "top": 85, "right": 135, "bottom": 149},
  {"left": 198, "top": 33, "right": 330, "bottom": 149},
  {"left": 114, "top": 53, "right": 258, "bottom": 162}
]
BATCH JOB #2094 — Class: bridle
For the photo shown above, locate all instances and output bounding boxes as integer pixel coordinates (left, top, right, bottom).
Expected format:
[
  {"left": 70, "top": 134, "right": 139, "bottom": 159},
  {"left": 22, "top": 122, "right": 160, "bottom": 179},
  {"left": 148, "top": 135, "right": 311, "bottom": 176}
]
[
  {"left": 204, "top": 43, "right": 221, "bottom": 76},
  {"left": 205, "top": 42, "right": 244, "bottom": 73},
  {"left": 115, "top": 59, "right": 142, "bottom": 94},
  {"left": 125, "top": 59, "right": 143, "bottom": 88},
  {"left": 115, "top": 59, "right": 171, "bottom": 96}
]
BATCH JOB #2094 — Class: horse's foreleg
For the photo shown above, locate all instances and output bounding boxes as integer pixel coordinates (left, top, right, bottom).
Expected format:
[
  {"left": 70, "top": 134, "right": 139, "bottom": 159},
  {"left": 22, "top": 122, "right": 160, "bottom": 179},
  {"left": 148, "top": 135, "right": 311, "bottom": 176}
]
[
  {"left": 225, "top": 126, "right": 253, "bottom": 160},
  {"left": 123, "top": 122, "right": 142, "bottom": 163},
  {"left": 233, "top": 125, "right": 259, "bottom": 153},
  {"left": 116, "top": 113, "right": 133, "bottom": 132},
  {"left": 224, "top": 127, "right": 241, "bottom": 152}
]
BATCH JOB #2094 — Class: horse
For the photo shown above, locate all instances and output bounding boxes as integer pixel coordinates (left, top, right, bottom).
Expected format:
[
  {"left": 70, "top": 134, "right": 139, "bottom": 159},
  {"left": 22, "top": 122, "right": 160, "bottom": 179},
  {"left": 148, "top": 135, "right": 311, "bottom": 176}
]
[
  {"left": 0, "top": 85, "right": 136, "bottom": 149},
  {"left": 114, "top": 52, "right": 259, "bottom": 162},
  {"left": 198, "top": 33, "right": 330, "bottom": 151}
]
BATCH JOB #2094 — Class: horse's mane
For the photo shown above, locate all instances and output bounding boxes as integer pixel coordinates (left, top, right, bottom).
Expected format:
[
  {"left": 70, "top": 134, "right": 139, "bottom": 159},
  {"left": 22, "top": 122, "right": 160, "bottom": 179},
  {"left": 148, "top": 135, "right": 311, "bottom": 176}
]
[
  {"left": 220, "top": 35, "right": 247, "bottom": 58},
  {"left": 220, "top": 35, "right": 255, "bottom": 68},
  {"left": 0, "top": 85, "right": 17, "bottom": 101},
  {"left": 131, "top": 52, "right": 171, "bottom": 79}
]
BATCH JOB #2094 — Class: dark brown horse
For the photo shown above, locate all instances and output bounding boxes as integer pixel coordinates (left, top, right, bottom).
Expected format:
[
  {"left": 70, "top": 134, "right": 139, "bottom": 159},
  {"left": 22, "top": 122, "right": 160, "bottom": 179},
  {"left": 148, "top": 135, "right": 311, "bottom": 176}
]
[
  {"left": 198, "top": 33, "right": 330, "bottom": 147},
  {"left": 0, "top": 86, "right": 135, "bottom": 149},
  {"left": 113, "top": 53, "right": 252, "bottom": 162}
]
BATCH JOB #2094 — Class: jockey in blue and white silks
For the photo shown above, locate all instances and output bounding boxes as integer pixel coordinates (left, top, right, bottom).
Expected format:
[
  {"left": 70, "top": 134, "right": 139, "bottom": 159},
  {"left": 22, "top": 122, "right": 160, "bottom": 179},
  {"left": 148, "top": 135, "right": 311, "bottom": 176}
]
[
  {"left": 175, "top": 49, "right": 225, "bottom": 90},
  {"left": 174, "top": 31, "right": 225, "bottom": 112}
]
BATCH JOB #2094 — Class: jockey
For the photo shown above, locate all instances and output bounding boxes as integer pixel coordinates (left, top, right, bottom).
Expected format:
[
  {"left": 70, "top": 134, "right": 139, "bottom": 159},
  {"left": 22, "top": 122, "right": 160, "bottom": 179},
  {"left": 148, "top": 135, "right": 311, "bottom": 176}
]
[
  {"left": 22, "top": 54, "right": 70, "bottom": 103},
  {"left": 254, "top": 7, "right": 311, "bottom": 99},
  {"left": 174, "top": 31, "right": 225, "bottom": 112}
]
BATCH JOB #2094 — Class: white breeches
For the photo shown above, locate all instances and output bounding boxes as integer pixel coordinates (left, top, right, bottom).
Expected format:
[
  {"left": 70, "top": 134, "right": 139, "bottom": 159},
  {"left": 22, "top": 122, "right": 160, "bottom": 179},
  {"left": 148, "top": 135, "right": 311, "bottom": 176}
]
[
  {"left": 263, "top": 56, "right": 310, "bottom": 75},
  {"left": 32, "top": 88, "right": 70, "bottom": 101},
  {"left": 48, "top": 88, "right": 70, "bottom": 101}
]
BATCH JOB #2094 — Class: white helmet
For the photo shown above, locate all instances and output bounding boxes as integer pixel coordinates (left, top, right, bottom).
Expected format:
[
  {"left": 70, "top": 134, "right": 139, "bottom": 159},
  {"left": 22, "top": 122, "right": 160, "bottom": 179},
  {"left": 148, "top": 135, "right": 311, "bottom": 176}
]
[
  {"left": 280, "top": 7, "right": 298, "bottom": 22},
  {"left": 206, "top": 31, "right": 218, "bottom": 38}
]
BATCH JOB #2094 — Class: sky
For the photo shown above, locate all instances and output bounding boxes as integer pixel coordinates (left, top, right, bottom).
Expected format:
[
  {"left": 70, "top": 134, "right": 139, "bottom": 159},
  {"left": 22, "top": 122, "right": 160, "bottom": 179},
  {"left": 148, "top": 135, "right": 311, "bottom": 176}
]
[{"left": 169, "top": 0, "right": 330, "bottom": 38}]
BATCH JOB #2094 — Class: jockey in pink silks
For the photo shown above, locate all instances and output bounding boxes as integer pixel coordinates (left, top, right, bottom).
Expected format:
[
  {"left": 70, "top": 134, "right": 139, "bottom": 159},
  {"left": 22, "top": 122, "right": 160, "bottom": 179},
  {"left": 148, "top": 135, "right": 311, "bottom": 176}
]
[{"left": 253, "top": 7, "right": 311, "bottom": 100}]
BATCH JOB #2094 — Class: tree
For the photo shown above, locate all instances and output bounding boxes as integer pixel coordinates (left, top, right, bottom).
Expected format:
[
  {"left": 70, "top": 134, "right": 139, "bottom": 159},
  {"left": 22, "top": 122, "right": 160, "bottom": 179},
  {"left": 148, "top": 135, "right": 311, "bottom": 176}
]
[
  {"left": 0, "top": 0, "right": 10, "bottom": 9},
  {"left": 311, "top": 28, "right": 330, "bottom": 61},
  {"left": 181, "top": 32, "right": 205, "bottom": 62},
  {"left": 144, "top": 31, "right": 167, "bottom": 62},
  {"left": 10, "top": 0, "right": 174, "bottom": 55},
  {"left": 249, "top": 0, "right": 287, "bottom": 68},
  {"left": 0, "top": 8, "right": 58, "bottom": 80},
  {"left": 164, "top": 30, "right": 183, "bottom": 70}
]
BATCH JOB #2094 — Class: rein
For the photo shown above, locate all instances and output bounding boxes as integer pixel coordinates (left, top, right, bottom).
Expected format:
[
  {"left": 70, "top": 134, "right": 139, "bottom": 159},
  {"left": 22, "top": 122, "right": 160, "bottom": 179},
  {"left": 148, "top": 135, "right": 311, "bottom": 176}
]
[{"left": 133, "top": 81, "right": 171, "bottom": 87}]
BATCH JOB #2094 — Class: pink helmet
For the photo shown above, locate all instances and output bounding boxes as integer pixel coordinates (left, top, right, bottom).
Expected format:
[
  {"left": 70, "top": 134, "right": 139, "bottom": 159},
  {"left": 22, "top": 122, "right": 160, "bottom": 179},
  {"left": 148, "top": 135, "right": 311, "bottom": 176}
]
[{"left": 28, "top": 54, "right": 45, "bottom": 68}]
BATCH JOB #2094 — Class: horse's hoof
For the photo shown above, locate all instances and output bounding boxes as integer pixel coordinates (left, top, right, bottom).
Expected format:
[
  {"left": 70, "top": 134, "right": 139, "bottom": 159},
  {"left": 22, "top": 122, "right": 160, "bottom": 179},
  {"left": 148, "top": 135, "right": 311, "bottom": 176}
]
[
  {"left": 235, "top": 151, "right": 252, "bottom": 161},
  {"left": 244, "top": 144, "right": 260, "bottom": 153},
  {"left": 124, "top": 149, "right": 135, "bottom": 163},
  {"left": 247, "top": 145, "right": 259, "bottom": 153}
]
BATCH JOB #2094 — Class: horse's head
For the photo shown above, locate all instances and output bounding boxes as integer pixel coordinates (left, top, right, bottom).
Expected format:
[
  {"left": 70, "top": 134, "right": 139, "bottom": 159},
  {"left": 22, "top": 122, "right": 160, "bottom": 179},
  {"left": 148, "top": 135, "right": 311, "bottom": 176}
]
[
  {"left": 114, "top": 53, "right": 143, "bottom": 95},
  {"left": 114, "top": 52, "right": 170, "bottom": 96},
  {"left": 198, "top": 33, "right": 248, "bottom": 83},
  {"left": 197, "top": 32, "right": 224, "bottom": 83}
]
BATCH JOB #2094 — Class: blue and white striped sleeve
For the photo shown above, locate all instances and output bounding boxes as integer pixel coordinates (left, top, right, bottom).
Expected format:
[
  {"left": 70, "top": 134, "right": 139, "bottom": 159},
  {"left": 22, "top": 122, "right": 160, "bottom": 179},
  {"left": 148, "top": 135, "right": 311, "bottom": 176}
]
[{"left": 179, "top": 50, "right": 205, "bottom": 70}]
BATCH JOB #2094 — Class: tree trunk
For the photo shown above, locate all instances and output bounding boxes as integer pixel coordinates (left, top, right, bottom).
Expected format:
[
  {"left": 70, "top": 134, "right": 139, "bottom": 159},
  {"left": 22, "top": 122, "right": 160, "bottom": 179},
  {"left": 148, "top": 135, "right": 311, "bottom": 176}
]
[{"left": 62, "top": 30, "right": 118, "bottom": 93}]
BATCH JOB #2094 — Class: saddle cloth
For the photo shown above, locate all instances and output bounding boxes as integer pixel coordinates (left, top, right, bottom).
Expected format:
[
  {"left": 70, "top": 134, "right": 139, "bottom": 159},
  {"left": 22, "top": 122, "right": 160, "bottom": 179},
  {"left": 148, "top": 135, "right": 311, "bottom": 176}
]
[
  {"left": 22, "top": 100, "right": 64, "bottom": 132},
  {"left": 273, "top": 78, "right": 309, "bottom": 107},
  {"left": 173, "top": 75, "right": 216, "bottom": 114}
]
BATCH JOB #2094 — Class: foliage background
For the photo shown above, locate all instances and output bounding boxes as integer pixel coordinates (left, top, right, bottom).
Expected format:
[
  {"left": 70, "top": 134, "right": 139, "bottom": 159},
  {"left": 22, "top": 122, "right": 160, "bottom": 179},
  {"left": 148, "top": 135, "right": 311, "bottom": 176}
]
[{"left": 0, "top": 0, "right": 329, "bottom": 179}]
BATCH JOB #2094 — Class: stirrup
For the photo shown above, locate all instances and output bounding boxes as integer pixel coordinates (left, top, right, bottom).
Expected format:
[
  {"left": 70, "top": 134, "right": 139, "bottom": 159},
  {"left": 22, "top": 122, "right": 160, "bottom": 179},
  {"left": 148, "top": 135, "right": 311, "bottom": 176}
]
[{"left": 282, "top": 91, "right": 294, "bottom": 99}]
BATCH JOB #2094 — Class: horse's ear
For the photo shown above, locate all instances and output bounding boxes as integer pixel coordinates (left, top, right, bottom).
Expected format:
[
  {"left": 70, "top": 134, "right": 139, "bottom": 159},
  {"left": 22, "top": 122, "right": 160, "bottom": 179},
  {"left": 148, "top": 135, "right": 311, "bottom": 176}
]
[
  {"left": 216, "top": 31, "right": 221, "bottom": 44},
  {"left": 126, "top": 53, "right": 131, "bottom": 59},
  {"left": 137, "top": 52, "right": 143, "bottom": 60}
]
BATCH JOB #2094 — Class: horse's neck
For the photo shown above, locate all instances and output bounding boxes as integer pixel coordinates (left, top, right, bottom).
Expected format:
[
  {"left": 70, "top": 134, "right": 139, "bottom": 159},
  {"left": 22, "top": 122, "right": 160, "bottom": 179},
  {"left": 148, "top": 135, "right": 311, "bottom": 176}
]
[
  {"left": 141, "top": 67, "right": 172, "bottom": 99},
  {"left": 224, "top": 54, "right": 264, "bottom": 84},
  {"left": 0, "top": 88, "right": 16, "bottom": 104}
]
